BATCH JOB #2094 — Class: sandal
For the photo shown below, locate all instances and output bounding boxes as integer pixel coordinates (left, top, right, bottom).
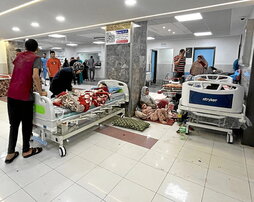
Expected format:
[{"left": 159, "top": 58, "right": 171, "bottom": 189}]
[
  {"left": 5, "top": 152, "right": 19, "bottom": 164},
  {"left": 23, "top": 147, "right": 43, "bottom": 158}
]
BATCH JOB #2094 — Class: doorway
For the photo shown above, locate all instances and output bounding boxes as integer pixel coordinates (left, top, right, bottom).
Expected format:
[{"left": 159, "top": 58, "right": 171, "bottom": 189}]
[{"left": 151, "top": 50, "right": 158, "bottom": 83}]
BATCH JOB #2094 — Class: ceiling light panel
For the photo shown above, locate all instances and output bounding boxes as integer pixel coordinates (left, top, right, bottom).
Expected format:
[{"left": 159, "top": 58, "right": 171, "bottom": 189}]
[
  {"left": 48, "top": 34, "right": 66, "bottom": 38},
  {"left": 93, "top": 41, "right": 105, "bottom": 44},
  {"left": 56, "top": 15, "right": 65, "bottom": 22},
  {"left": 66, "top": 43, "right": 78, "bottom": 46},
  {"left": 147, "top": 37, "right": 155, "bottom": 40},
  {"left": 12, "top": 27, "right": 20, "bottom": 32},
  {"left": 125, "top": 0, "right": 137, "bottom": 6},
  {"left": 31, "top": 22, "right": 40, "bottom": 27},
  {"left": 51, "top": 47, "right": 62, "bottom": 50},
  {"left": 175, "top": 13, "right": 203, "bottom": 22},
  {"left": 194, "top": 31, "right": 212, "bottom": 36}
]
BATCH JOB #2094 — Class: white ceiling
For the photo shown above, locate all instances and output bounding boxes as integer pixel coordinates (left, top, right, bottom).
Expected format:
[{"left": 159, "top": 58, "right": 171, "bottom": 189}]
[
  {"left": 0, "top": 0, "right": 253, "bottom": 41},
  {"left": 23, "top": 5, "right": 253, "bottom": 50}
]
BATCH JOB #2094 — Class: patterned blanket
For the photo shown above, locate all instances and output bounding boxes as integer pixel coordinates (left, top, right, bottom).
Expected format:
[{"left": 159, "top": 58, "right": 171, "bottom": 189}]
[
  {"left": 53, "top": 90, "right": 110, "bottom": 112},
  {"left": 0, "top": 79, "right": 10, "bottom": 97}
]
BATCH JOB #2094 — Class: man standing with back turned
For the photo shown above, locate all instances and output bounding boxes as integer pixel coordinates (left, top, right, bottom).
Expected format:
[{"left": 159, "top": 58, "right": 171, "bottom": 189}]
[{"left": 5, "top": 39, "right": 47, "bottom": 163}]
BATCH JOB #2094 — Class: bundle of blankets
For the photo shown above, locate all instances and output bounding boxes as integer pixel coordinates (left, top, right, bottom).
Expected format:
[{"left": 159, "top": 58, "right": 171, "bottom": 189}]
[{"left": 53, "top": 89, "right": 110, "bottom": 113}]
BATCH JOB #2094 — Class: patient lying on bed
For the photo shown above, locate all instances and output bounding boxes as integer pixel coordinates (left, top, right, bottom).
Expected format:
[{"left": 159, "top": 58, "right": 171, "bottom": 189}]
[{"left": 53, "top": 85, "right": 110, "bottom": 113}]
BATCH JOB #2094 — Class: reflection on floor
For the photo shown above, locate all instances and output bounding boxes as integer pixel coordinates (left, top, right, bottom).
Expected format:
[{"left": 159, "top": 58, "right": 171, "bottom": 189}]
[{"left": 0, "top": 81, "right": 253, "bottom": 202}]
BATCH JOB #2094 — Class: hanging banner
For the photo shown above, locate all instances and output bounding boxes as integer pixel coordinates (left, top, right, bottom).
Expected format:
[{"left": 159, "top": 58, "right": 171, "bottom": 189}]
[{"left": 106, "top": 22, "right": 131, "bottom": 45}]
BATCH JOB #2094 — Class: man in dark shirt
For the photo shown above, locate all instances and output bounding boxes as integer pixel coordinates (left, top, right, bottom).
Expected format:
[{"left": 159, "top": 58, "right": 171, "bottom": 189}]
[{"left": 50, "top": 67, "right": 82, "bottom": 97}]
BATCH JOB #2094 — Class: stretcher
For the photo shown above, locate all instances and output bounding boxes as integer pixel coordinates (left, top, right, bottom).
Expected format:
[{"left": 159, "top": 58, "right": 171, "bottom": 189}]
[
  {"left": 32, "top": 80, "right": 129, "bottom": 156},
  {"left": 178, "top": 81, "right": 246, "bottom": 143}
]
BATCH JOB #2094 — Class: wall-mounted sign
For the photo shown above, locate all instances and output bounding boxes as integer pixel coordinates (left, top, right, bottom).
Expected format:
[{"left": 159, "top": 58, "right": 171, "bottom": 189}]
[{"left": 106, "top": 22, "right": 131, "bottom": 45}]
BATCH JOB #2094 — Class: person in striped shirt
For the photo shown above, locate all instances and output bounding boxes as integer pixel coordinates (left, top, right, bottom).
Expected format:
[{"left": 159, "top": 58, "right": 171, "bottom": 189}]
[{"left": 173, "top": 49, "right": 186, "bottom": 79}]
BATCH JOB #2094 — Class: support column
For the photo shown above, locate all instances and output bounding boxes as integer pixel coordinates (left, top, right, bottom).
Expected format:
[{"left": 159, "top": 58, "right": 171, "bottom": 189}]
[
  {"left": 106, "top": 21, "right": 147, "bottom": 116},
  {"left": 0, "top": 41, "right": 8, "bottom": 74}
]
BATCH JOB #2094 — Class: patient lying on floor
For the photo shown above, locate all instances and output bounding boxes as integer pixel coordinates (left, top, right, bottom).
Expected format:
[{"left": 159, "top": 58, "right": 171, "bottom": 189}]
[{"left": 140, "top": 102, "right": 168, "bottom": 124}]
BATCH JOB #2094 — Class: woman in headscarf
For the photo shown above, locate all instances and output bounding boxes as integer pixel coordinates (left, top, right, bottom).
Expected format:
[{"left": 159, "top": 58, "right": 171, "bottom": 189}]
[
  {"left": 190, "top": 55, "right": 208, "bottom": 76},
  {"left": 140, "top": 86, "right": 156, "bottom": 109}
]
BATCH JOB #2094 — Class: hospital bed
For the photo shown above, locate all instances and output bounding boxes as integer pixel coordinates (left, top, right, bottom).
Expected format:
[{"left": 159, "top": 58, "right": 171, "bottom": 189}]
[
  {"left": 178, "top": 81, "right": 246, "bottom": 143},
  {"left": 193, "top": 74, "right": 233, "bottom": 83},
  {"left": 32, "top": 80, "right": 129, "bottom": 156}
]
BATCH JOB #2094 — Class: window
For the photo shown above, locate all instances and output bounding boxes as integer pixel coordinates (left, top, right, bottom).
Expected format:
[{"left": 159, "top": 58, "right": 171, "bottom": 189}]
[{"left": 193, "top": 47, "right": 216, "bottom": 67}]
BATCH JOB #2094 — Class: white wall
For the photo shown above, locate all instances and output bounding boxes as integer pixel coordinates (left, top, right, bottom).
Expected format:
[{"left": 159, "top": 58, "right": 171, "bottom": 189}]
[
  {"left": 64, "top": 45, "right": 106, "bottom": 79},
  {"left": 147, "top": 35, "right": 240, "bottom": 80},
  {"left": 0, "top": 41, "right": 8, "bottom": 74}
]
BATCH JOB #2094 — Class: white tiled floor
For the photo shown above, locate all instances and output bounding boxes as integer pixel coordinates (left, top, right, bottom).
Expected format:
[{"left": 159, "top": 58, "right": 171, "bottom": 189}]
[{"left": 0, "top": 99, "right": 254, "bottom": 202}]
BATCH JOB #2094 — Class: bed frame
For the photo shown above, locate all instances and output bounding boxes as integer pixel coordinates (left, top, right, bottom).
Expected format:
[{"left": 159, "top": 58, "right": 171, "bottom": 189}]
[
  {"left": 178, "top": 81, "right": 246, "bottom": 144},
  {"left": 193, "top": 74, "right": 233, "bottom": 83},
  {"left": 32, "top": 80, "right": 129, "bottom": 157}
]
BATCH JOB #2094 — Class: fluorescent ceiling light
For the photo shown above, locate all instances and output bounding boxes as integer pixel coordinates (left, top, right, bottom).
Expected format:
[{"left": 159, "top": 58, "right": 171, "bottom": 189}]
[
  {"left": 125, "top": 0, "right": 137, "bottom": 6},
  {"left": 56, "top": 15, "right": 65, "bottom": 22},
  {"left": 93, "top": 41, "right": 105, "bottom": 44},
  {"left": 31, "top": 22, "right": 40, "bottom": 27},
  {"left": 4, "top": 0, "right": 250, "bottom": 41},
  {"left": 194, "top": 31, "right": 212, "bottom": 36},
  {"left": 12, "top": 27, "right": 20, "bottom": 32},
  {"left": 147, "top": 37, "right": 155, "bottom": 40},
  {"left": 0, "top": 0, "right": 42, "bottom": 17},
  {"left": 66, "top": 43, "right": 78, "bottom": 47},
  {"left": 48, "top": 34, "right": 66, "bottom": 38},
  {"left": 175, "top": 13, "right": 202, "bottom": 22},
  {"left": 51, "top": 47, "right": 62, "bottom": 50}
]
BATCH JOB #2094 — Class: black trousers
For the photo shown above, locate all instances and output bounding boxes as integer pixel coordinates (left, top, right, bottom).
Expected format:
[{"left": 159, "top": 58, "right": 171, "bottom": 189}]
[
  {"left": 89, "top": 68, "right": 95, "bottom": 81},
  {"left": 7, "top": 97, "right": 33, "bottom": 154}
]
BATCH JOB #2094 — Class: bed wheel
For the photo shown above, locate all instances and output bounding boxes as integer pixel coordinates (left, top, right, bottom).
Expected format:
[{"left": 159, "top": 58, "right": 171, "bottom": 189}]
[
  {"left": 227, "top": 133, "right": 234, "bottom": 144},
  {"left": 59, "top": 146, "right": 66, "bottom": 157}
]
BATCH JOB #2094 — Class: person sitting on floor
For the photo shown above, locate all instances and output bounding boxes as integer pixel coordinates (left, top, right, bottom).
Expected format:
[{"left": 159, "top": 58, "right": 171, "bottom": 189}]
[{"left": 140, "top": 86, "right": 156, "bottom": 109}]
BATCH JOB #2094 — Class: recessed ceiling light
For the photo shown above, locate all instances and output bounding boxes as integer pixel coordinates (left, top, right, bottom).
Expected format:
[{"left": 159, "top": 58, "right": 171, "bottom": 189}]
[
  {"left": 12, "top": 27, "right": 20, "bottom": 32},
  {"left": 168, "top": 29, "right": 171, "bottom": 32},
  {"left": 48, "top": 34, "right": 66, "bottom": 38},
  {"left": 56, "top": 15, "right": 65, "bottom": 22},
  {"left": 125, "top": 0, "right": 137, "bottom": 6},
  {"left": 194, "top": 31, "right": 212, "bottom": 36},
  {"left": 66, "top": 43, "right": 78, "bottom": 47},
  {"left": 147, "top": 37, "right": 155, "bottom": 40},
  {"left": 175, "top": 13, "right": 203, "bottom": 22},
  {"left": 101, "top": 27, "right": 106, "bottom": 30},
  {"left": 51, "top": 47, "right": 62, "bottom": 50},
  {"left": 31, "top": 22, "right": 40, "bottom": 27},
  {"left": 173, "top": 32, "right": 175, "bottom": 34},
  {"left": 93, "top": 41, "right": 105, "bottom": 44},
  {"left": 163, "top": 26, "right": 166, "bottom": 29}
]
